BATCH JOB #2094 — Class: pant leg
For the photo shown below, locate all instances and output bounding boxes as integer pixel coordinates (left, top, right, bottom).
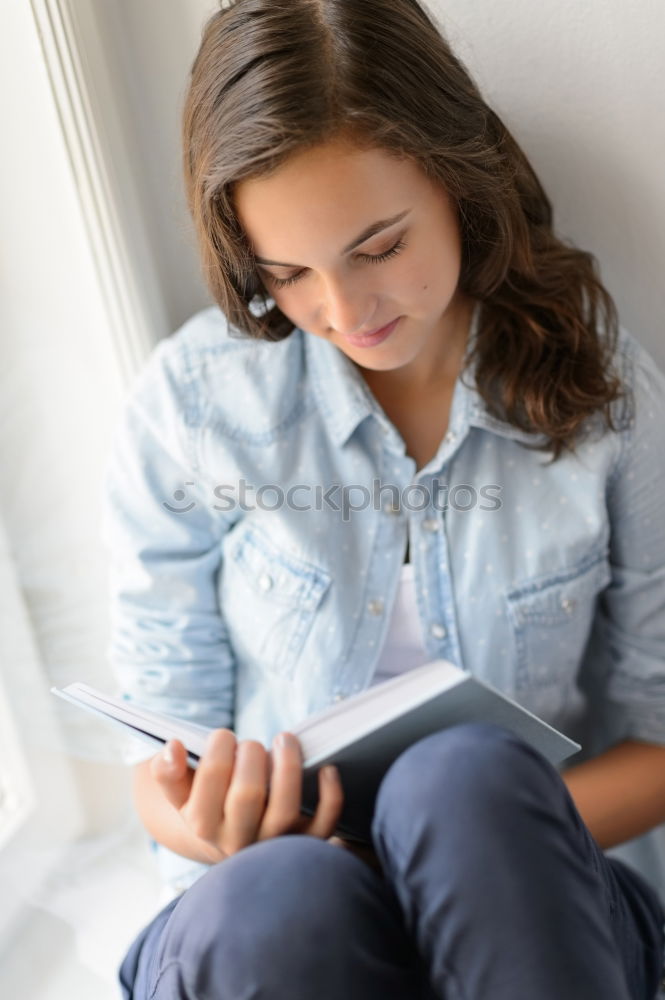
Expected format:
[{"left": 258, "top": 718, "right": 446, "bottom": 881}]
[
  {"left": 119, "top": 835, "right": 433, "bottom": 1000},
  {"left": 119, "top": 896, "right": 180, "bottom": 1000},
  {"left": 371, "top": 721, "right": 665, "bottom": 1000}
]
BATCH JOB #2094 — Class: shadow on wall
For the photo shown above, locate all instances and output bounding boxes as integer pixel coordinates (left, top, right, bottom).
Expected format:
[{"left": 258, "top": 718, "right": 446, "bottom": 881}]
[{"left": 524, "top": 112, "right": 665, "bottom": 370}]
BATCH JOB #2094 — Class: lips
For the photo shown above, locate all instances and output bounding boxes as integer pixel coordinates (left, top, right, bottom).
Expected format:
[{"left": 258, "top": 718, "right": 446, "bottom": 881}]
[
  {"left": 342, "top": 316, "right": 401, "bottom": 349},
  {"left": 361, "top": 319, "right": 396, "bottom": 338}
]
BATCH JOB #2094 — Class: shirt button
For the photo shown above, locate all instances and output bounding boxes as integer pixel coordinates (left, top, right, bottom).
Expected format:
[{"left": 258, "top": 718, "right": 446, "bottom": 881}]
[
  {"left": 258, "top": 573, "right": 273, "bottom": 592},
  {"left": 333, "top": 693, "right": 346, "bottom": 702},
  {"left": 382, "top": 501, "right": 401, "bottom": 515},
  {"left": 422, "top": 517, "right": 440, "bottom": 532},
  {"left": 444, "top": 430, "right": 456, "bottom": 444},
  {"left": 430, "top": 623, "right": 447, "bottom": 639},
  {"left": 560, "top": 597, "right": 576, "bottom": 614},
  {"left": 367, "top": 599, "right": 384, "bottom": 616}
]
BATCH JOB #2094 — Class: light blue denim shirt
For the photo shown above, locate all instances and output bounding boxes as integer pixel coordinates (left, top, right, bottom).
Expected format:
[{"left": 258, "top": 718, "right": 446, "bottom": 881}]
[{"left": 100, "top": 301, "right": 665, "bottom": 894}]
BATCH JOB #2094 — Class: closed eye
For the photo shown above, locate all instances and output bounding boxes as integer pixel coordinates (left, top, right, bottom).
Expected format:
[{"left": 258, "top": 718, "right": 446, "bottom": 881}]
[{"left": 264, "top": 238, "right": 408, "bottom": 290}]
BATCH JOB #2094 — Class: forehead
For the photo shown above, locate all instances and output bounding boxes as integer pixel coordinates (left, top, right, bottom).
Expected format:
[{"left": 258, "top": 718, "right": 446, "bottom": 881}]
[{"left": 233, "top": 139, "right": 432, "bottom": 253}]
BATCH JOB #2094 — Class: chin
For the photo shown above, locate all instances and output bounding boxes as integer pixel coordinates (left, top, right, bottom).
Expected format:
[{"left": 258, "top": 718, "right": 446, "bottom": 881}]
[{"left": 349, "top": 349, "right": 417, "bottom": 372}]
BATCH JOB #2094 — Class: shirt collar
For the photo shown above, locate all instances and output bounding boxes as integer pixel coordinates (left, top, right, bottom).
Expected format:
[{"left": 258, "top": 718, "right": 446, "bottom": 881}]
[{"left": 303, "top": 301, "right": 545, "bottom": 450}]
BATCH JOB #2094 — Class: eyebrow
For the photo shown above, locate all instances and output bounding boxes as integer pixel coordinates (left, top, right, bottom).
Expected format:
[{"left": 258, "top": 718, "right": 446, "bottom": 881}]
[{"left": 253, "top": 208, "right": 412, "bottom": 268}]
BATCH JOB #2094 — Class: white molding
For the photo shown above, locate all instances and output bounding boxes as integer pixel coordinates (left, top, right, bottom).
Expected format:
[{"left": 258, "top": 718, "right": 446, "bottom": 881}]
[
  {"left": 0, "top": 673, "right": 34, "bottom": 853},
  {"left": 0, "top": 514, "right": 85, "bottom": 943},
  {"left": 28, "top": 0, "right": 169, "bottom": 383}
]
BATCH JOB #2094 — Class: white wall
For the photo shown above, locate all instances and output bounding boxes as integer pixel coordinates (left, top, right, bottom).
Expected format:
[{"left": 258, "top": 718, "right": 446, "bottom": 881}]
[
  {"left": 96, "top": 0, "right": 664, "bottom": 367},
  {"left": 0, "top": 2, "right": 128, "bottom": 750},
  {"left": 0, "top": 4, "right": 137, "bottom": 756},
  {"left": 0, "top": 0, "right": 135, "bottom": 939},
  {"left": 432, "top": 0, "right": 665, "bottom": 365}
]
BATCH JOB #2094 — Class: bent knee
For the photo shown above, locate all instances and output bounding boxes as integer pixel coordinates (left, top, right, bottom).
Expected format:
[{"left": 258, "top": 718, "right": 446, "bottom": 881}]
[
  {"left": 375, "top": 722, "right": 556, "bottom": 824},
  {"left": 150, "top": 836, "right": 415, "bottom": 998},
  {"left": 156, "top": 835, "right": 375, "bottom": 949}
]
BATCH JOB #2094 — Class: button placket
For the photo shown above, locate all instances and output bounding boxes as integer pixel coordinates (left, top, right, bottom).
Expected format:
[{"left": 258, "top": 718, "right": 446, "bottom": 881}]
[
  {"left": 418, "top": 510, "right": 445, "bottom": 647},
  {"left": 416, "top": 500, "right": 463, "bottom": 665}
]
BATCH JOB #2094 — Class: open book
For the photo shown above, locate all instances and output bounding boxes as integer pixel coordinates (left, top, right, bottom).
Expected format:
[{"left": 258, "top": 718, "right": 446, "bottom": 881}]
[{"left": 52, "top": 660, "right": 580, "bottom": 844}]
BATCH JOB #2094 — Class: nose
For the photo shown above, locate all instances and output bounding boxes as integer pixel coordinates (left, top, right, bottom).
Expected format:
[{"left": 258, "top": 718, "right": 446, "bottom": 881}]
[{"left": 321, "top": 274, "right": 376, "bottom": 337}]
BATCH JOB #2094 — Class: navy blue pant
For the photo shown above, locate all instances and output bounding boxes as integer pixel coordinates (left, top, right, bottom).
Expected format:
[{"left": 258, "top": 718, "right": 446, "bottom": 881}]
[{"left": 119, "top": 723, "right": 665, "bottom": 999}]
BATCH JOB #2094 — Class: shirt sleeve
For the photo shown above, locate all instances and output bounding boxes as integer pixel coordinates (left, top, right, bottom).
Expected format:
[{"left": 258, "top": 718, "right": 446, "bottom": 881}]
[
  {"left": 100, "top": 337, "right": 236, "bottom": 762},
  {"left": 593, "top": 339, "right": 665, "bottom": 745}
]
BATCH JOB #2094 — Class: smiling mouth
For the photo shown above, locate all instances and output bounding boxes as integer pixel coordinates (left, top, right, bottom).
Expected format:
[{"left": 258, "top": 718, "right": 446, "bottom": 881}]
[
  {"left": 358, "top": 318, "right": 397, "bottom": 338},
  {"left": 342, "top": 317, "right": 401, "bottom": 348}
]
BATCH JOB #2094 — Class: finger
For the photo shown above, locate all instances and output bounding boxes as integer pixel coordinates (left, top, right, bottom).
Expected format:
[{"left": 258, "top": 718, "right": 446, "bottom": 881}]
[
  {"left": 181, "top": 729, "right": 236, "bottom": 843},
  {"left": 150, "top": 740, "right": 192, "bottom": 810},
  {"left": 259, "top": 732, "right": 305, "bottom": 839},
  {"left": 304, "top": 765, "right": 345, "bottom": 840},
  {"left": 222, "top": 740, "right": 270, "bottom": 853}
]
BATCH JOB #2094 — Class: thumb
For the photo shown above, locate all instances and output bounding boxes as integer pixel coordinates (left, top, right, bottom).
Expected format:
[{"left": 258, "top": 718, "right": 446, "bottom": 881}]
[{"left": 150, "top": 740, "right": 192, "bottom": 809}]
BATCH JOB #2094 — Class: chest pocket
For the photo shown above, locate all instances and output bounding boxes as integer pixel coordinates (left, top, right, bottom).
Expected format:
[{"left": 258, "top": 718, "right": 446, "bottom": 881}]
[
  {"left": 220, "top": 523, "right": 331, "bottom": 680},
  {"left": 506, "top": 554, "right": 612, "bottom": 693}
]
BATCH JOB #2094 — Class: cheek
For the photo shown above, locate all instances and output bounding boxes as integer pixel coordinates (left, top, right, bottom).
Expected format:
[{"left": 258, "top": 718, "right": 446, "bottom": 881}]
[
  {"left": 417, "top": 238, "right": 462, "bottom": 298},
  {"left": 269, "top": 289, "right": 317, "bottom": 331},
  {"left": 257, "top": 271, "right": 306, "bottom": 308},
  {"left": 399, "top": 254, "right": 458, "bottom": 313},
  {"left": 279, "top": 287, "right": 310, "bottom": 311}
]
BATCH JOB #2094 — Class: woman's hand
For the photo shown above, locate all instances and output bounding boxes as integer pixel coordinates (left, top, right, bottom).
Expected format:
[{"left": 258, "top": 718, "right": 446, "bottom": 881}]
[{"left": 149, "top": 729, "right": 344, "bottom": 863}]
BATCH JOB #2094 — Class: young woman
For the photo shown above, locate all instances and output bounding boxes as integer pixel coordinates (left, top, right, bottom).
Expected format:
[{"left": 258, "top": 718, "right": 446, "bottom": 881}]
[{"left": 106, "top": 1, "right": 665, "bottom": 997}]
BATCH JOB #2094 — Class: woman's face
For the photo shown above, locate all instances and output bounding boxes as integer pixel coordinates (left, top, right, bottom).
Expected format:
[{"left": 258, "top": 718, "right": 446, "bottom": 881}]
[{"left": 233, "top": 137, "right": 471, "bottom": 380}]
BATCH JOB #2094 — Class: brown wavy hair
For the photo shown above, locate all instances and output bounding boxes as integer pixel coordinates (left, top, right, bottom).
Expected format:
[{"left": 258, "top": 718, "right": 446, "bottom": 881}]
[{"left": 182, "top": 0, "right": 624, "bottom": 458}]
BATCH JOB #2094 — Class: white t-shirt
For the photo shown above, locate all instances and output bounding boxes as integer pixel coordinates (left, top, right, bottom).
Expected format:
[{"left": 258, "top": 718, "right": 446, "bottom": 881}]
[{"left": 370, "top": 563, "right": 430, "bottom": 685}]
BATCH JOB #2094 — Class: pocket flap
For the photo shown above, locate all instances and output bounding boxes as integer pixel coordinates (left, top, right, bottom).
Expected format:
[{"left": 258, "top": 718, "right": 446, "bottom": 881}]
[
  {"left": 507, "top": 555, "right": 612, "bottom": 629},
  {"left": 229, "top": 525, "right": 331, "bottom": 611}
]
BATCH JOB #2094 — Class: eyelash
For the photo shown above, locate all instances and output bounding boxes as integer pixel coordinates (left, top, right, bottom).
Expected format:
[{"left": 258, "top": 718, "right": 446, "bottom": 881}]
[{"left": 266, "top": 238, "right": 408, "bottom": 290}]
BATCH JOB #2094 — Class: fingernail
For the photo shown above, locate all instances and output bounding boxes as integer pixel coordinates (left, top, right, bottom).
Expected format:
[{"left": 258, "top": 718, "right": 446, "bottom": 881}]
[
  {"left": 163, "top": 742, "right": 174, "bottom": 766},
  {"left": 322, "top": 765, "right": 339, "bottom": 782},
  {"left": 274, "top": 732, "right": 293, "bottom": 751}
]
